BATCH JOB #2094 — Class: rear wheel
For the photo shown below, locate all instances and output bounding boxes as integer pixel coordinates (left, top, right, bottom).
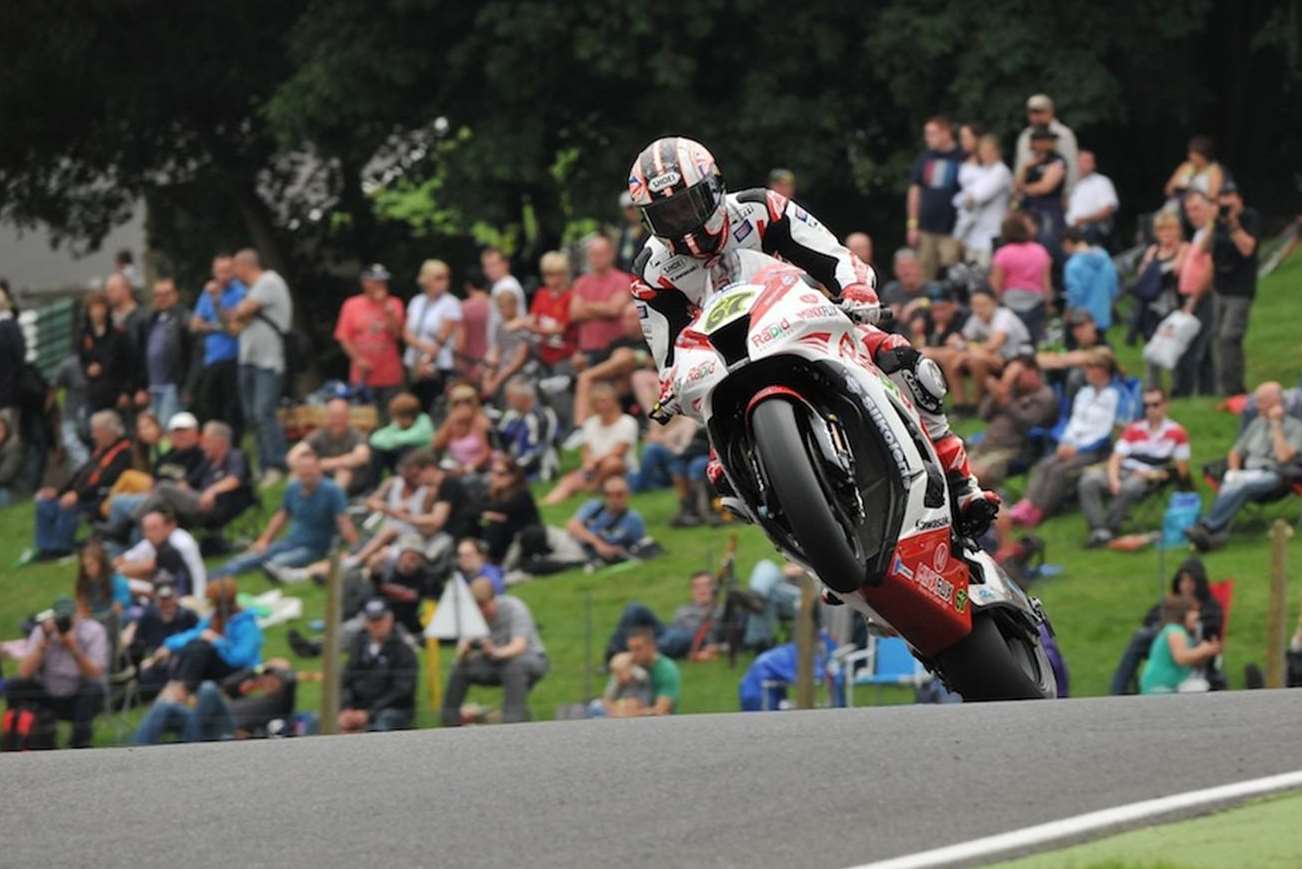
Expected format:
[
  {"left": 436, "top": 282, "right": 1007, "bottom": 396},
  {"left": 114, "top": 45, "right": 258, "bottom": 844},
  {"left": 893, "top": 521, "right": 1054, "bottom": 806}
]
[
  {"left": 933, "top": 612, "right": 1056, "bottom": 701},
  {"left": 751, "top": 398, "right": 866, "bottom": 594}
]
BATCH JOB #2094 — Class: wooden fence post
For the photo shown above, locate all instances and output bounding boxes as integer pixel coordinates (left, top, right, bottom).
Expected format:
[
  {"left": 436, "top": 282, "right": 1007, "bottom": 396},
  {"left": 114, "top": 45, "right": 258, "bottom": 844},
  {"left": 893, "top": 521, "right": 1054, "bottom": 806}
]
[
  {"left": 795, "top": 574, "right": 816, "bottom": 709},
  {"left": 1265, "top": 519, "right": 1293, "bottom": 689},
  {"left": 320, "top": 551, "right": 342, "bottom": 734}
]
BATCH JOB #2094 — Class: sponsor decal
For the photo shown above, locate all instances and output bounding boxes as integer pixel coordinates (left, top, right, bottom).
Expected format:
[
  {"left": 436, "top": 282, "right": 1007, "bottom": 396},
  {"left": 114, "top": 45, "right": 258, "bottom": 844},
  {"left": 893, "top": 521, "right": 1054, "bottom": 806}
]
[
  {"left": 733, "top": 221, "right": 753, "bottom": 243},
  {"left": 933, "top": 544, "right": 949, "bottom": 572},
  {"left": 955, "top": 588, "right": 968, "bottom": 613},
  {"left": 915, "top": 517, "right": 948, "bottom": 531},
  {"left": 866, "top": 401, "right": 911, "bottom": 479},
  {"left": 794, "top": 206, "right": 809, "bottom": 222},
  {"left": 683, "top": 359, "right": 717, "bottom": 384},
  {"left": 799, "top": 292, "right": 821, "bottom": 304},
  {"left": 648, "top": 170, "right": 681, "bottom": 192},
  {"left": 635, "top": 302, "right": 649, "bottom": 320},
  {"left": 796, "top": 304, "right": 840, "bottom": 320},
  {"left": 914, "top": 563, "right": 954, "bottom": 607},
  {"left": 838, "top": 334, "right": 857, "bottom": 359},
  {"left": 703, "top": 291, "right": 756, "bottom": 332},
  {"left": 970, "top": 584, "right": 998, "bottom": 604},
  {"left": 891, "top": 554, "right": 914, "bottom": 581},
  {"left": 749, "top": 318, "right": 793, "bottom": 347}
]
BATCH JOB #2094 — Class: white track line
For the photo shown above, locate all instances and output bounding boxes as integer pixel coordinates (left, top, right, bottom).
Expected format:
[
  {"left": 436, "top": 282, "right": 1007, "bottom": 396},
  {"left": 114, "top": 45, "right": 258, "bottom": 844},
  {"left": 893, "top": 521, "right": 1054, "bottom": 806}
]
[{"left": 851, "top": 768, "right": 1302, "bottom": 869}]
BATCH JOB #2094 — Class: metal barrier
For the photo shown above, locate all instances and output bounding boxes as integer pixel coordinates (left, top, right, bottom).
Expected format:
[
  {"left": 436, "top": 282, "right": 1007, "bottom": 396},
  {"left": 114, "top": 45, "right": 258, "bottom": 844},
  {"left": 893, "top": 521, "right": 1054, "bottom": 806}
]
[{"left": 18, "top": 298, "right": 77, "bottom": 379}]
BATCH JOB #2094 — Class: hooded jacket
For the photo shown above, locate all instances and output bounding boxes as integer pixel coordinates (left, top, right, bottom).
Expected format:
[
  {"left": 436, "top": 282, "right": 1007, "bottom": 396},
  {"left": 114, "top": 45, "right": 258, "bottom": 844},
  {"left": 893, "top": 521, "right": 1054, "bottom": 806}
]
[
  {"left": 164, "top": 609, "right": 263, "bottom": 669},
  {"left": 1064, "top": 246, "right": 1119, "bottom": 331}
]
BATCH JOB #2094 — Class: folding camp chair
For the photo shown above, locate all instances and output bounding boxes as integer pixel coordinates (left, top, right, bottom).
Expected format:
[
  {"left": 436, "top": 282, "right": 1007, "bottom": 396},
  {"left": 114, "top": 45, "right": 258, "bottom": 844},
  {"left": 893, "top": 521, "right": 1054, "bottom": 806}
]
[{"left": 841, "top": 635, "right": 929, "bottom": 707}]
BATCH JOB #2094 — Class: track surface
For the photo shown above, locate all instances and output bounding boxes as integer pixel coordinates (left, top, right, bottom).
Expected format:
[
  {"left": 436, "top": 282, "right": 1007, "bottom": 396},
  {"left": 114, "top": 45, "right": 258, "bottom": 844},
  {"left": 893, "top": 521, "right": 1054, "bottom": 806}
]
[{"left": 5, "top": 691, "right": 1302, "bottom": 868}]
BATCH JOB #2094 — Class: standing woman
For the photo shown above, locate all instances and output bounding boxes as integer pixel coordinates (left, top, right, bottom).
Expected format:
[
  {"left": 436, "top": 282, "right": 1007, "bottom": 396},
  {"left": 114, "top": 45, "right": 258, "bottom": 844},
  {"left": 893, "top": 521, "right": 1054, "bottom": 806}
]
[
  {"left": 1136, "top": 211, "right": 1189, "bottom": 386},
  {"left": 403, "top": 259, "right": 463, "bottom": 413},
  {"left": 79, "top": 290, "right": 132, "bottom": 413},
  {"left": 1164, "top": 135, "right": 1224, "bottom": 219},
  {"left": 953, "top": 134, "right": 1012, "bottom": 267}
]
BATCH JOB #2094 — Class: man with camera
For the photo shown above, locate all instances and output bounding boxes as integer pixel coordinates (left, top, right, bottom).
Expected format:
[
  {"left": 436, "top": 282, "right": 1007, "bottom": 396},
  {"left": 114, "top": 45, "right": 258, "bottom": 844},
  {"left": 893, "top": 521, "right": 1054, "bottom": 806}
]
[
  {"left": 5, "top": 596, "right": 108, "bottom": 749},
  {"left": 1199, "top": 181, "right": 1261, "bottom": 396}
]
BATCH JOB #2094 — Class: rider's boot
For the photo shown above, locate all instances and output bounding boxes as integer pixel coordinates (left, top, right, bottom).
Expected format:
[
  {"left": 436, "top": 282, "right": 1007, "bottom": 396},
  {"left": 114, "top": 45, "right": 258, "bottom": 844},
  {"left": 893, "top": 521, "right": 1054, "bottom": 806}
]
[{"left": 706, "top": 450, "right": 755, "bottom": 524}]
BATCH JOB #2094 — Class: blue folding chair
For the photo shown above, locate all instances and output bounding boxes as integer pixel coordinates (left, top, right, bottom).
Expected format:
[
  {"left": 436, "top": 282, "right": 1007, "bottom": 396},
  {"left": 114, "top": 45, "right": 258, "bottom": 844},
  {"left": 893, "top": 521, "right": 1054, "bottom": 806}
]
[{"left": 842, "top": 635, "right": 929, "bottom": 707}]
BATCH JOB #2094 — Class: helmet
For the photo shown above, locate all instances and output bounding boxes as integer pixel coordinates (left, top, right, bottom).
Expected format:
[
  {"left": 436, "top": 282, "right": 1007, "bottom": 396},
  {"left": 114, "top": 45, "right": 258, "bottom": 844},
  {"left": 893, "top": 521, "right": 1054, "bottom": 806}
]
[{"left": 627, "top": 137, "right": 727, "bottom": 257}]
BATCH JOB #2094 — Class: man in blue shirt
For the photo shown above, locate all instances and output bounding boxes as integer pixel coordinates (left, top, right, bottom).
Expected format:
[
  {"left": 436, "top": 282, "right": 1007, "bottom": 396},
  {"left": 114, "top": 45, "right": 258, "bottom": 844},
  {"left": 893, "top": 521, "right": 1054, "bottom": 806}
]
[
  {"left": 189, "top": 254, "right": 246, "bottom": 440},
  {"left": 213, "top": 447, "right": 359, "bottom": 578},
  {"left": 1062, "top": 227, "right": 1119, "bottom": 331},
  {"left": 565, "top": 476, "right": 645, "bottom": 563}
]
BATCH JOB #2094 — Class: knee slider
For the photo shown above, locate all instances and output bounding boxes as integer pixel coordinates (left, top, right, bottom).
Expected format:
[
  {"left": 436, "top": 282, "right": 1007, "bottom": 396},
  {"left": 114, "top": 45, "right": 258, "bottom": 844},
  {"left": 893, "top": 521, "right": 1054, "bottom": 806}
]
[{"left": 899, "top": 356, "right": 947, "bottom": 415}]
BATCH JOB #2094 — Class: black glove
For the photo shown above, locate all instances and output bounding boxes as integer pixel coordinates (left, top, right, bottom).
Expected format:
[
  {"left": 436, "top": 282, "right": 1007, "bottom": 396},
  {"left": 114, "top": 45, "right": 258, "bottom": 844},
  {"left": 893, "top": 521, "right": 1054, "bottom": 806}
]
[{"left": 874, "top": 344, "right": 920, "bottom": 375}]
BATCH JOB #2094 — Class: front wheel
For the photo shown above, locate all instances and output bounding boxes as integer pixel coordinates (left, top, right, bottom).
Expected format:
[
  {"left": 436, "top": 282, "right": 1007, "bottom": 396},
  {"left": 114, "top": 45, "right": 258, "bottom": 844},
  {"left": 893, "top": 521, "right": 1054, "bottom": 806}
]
[
  {"left": 932, "top": 612, "right": 1056, "bottom": 701},
  {"left": 751, "top": 397, "right": 867, "bottom": 594}
]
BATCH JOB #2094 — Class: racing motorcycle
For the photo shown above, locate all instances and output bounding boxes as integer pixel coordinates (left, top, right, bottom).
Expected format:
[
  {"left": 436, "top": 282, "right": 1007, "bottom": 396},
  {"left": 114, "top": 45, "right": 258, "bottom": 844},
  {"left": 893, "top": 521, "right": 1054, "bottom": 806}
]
[{"left": 666, "top": 254, "right": 1056, "bottom": 701}]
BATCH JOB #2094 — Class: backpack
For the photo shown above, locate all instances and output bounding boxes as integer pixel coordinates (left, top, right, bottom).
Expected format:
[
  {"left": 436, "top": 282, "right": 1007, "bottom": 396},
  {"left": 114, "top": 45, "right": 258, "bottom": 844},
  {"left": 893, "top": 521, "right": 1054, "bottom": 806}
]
[
  {"left": 1131, "top": 256, "right": 1165, "bottom": 302},
  {"left": 2, "top": 705, "right": 58, "bottom": 751}
]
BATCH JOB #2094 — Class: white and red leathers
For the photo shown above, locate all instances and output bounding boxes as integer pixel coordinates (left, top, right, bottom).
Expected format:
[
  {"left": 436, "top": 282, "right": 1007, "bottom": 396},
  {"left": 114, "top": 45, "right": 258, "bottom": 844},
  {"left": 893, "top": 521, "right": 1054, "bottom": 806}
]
[{"left": 629, "top": 188, "right": 997, "bottom": 529}]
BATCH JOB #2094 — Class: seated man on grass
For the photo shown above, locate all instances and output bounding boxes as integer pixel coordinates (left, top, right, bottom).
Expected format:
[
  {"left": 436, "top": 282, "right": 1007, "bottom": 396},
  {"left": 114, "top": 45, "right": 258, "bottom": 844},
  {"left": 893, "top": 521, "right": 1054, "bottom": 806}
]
[
  {"left": 112, "top": 506, "right": 208, "bottom": 599},
  {"left": 614, "top": 627, "right": 679, "bottom": 717},
  {"left": 606, "top": 571, "right": 722, "bottom": 662},
  {"left": 522, "top": 476, "right": 648, "bottom": 575},
  {"left": 338, "top": 600, "right": 418, "bottom": 734},
  {"left": 1080, "top": 387, "right": 1191, "bottom": 547},
  {"left": 441, "top": 578, "right": 548, "bottom": 726},
  {"left": 214, "top": 446, "right": 358, "bottom": 578},
  {"left": 1186, "top": 381, "right": 1302, "bottom": 552},
  {"left": 306, "top": 397, "right": 373, "bottom": 497},
  {"left": 968, "top": 355, "right": 1059, "bottom": 489},
  {"left": 929, "top": 288, "right": 1032, "bottom": 415}
]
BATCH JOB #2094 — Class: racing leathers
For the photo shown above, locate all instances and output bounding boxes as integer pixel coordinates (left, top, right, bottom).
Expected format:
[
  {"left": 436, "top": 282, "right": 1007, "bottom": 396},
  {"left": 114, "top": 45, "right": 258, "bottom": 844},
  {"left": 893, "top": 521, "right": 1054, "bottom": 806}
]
[{"left": 629, "top": 187, "right": 998, "bottom": 534}]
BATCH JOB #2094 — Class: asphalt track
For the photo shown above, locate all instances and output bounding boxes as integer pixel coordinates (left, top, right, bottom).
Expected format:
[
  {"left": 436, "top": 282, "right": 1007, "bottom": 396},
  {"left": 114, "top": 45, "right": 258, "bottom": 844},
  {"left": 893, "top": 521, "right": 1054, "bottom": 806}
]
[{"left": 5, "top": 690, "right": 1302, "bottom": 868}]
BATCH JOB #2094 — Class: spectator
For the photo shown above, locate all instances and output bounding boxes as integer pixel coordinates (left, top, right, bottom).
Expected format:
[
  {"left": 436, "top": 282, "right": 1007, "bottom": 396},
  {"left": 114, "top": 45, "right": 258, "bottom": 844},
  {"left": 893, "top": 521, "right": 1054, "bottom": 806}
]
[
  {"left": 878, "top": 248, "right": 939, "bottom": 324},
  {"left": 1007, "top": 347, "right": 1122, "bottom": 527},
  {"left": 1061, "top": 226, "right": 1119, "bottom": 332},
  {"left": 844, "top": 231, "right": 874, "bottom": 268},
  {"left": 631, "top": 416, "right": 711, "bottom": 528},
  {"left": 114, "top": 248, "right": 144, "bottom": 290},
  {"left": 127, "top": 410, "right": 164, "bottom": 473},
  {"left": 1164, "top": 134, "right": 1225, "bottom": 213},
  {"left": 606, "top": 571, "right": 722, "bottom": 661},
  {"left": 441, "top": 577, "right": 548, "bottom": 726},
  {"left": 27, "top": 409, "right": 132, "bottom": 562},
  {"left": 741, "top": 560, "right": 808, "bottom": 652},
  {"left": 306, "top": 398, "right": 372, "bottom": 497},
  {"left": 1014, "top": 94, "right": 1079, "bottom": 193},
  {"left": 525, "top": 251, "right": 579, "bottom": 380},
  {"left": 767, "top": 168, "right": 796, "bottom": 199},
  {"left": 231, "top": 248, "right": 291, "bottom": 489},
  {"left": 620, "top": 627, "right": 679, "bottom": 716},
  {"left": 337, "top": 450, "right": 436, "bottom": 573},
  {"left": 113, "top": 506, "right": 208, "bottom": 599},
  {"left": 480, "top": 247, "right": 526, "bottom": 345},
  {"left": 125, "top": 578, "right": 199, "bottom": 699},
  {"left": 0, "top": 414, "right": 22, "bottom": 507},
  {"left": 153, "top": 579, "right": 263, "bottom": 701},
  {"left": 1202, "top": 182, "right": 1261, "bottom": 396},
  {"left": 481, "top": 454, "right": 542, "bottom": 564},
  {"left": 1139, "top": 594, "right": 1221, "bottom": 694},
  {"left": 1110, "top": 558, "right": 1224, "bottom": 695},
  {"left": 4, "top": 595, "right": 107, "bottom": 749},
  {"left": 213, "top": 447, "right": 358, "bottom": 578},
  {"left": 909, "top": 287, "right": 967, "bottom": 352},
  {"left": 456, "top": 268, "right": 493, "bottom": 382},
  {"left": 74, "top": 538, "right": 131, "bottom": 622},
  {"left": 1015, "top": 127, "right": 1069, "bottom": 263},
  {"left": 0, "top": 284, "right": 26, "bottom": 429},
  {"left": 52, "top": 353, "right": 91, "bottom": 468},
  {"left": 614, "top": 192, "right": 648, "bottom": 274},
  {"left": 371, "top": 536, "right": 441, "bottom": 638},
  {"left": 1173, "top": 192, "right": 1216, "bottom": 397},
  {"left": 593, "top": 651, "right": 652, "bottom": 717},
  {"left": 454, "top": 537, "right": 505, "bottom": 595},
  {"left": 481, "top": 290, "right": 531, "bottom": 400},
  {"left": 952, "top": 134, "right": 1012, "bottom": 265},
  {"left": 402, "top": 258, "right": 462, "bottom": 412},
  {"left": 433, "top": 383, "right": 493, "bottom": 476},
  {"left": 369, "top": 392, "right": 434, "bottom": 476},
  {"left": 189, "top": 254, "right": 246, "bottom": 440},
  {"left": 522, "top": 476, "right": 647, "bottom": 574},
  {"left": 906, "top": 115, "right": 964, "bottom": 280},
  {"left": 1036, "top": 310, "right": 1108, "bottom": 400},
  {"left": 570, "top": 235, "right": 633, "bottom": 365},
  {"left": 990, "top": 213, "right": 1052, "bottom": 341},
  {"left": 141, "top": 277, "right": 192, "bottom": 427},
  {"left": 79, "top": 289, "right": 132, "bottom": 413},
  {"left": 124, "top": 420, "right": 253, "bottom": 536},
  {"left": 338, "top": 600, "right": 418, "bottom": 733},
  {"left": 335, "top": 263, "right": 406, "bottom": 418},
  {"left": 105, "top": 272, "right": 150, "bottom": 414},
  {"left": 1080, "top": 387, "right": 1191, "bottom": 547},
  {"left": 569, "top": 305, "right": 658, "bottom": 431},
  {"left": 937, "top": 288, "right": 1032, "bottom": 411},
  {"left": 1065, "top": 151, "right": 1119, "bottom": 246},
  {"left": 497, "top": 377, "right": 558, "bottom": 481},
  {"left": 544, "top": 382, "right": 639, "bottom": 505},
  {"left": 97, "top": 411, "right": 206, "bottom": 540},
  {"left": 967, "top": 357, "right": 1059, "bottom": 488},
  {"left": 1186, "top": 381, "right": 1302, "bottom": 551},
  {"left": 1134, "top": 211, "right": 1189, "bottom": 382},
  {"left": 133, "top": 659, "right": 295, "bottom": 744}
]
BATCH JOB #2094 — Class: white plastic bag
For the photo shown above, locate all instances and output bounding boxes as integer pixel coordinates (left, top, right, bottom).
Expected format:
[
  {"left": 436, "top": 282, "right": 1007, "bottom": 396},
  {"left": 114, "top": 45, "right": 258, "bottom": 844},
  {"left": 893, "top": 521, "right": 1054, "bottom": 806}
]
[{"left": 1143, "top": 310, "right": 1201, "bottom": 370}]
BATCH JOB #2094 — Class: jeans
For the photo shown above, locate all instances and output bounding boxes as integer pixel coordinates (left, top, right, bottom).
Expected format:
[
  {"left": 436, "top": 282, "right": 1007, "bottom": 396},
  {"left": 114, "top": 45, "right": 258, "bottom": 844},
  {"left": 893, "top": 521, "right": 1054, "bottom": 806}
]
[
  {"left": 238, "top": 364, "right": 287, "bottom": 473},
  {"left": 213, "top": 539, "right": 322, "bottom": 578},
  {"left": 1078, "top": 467, "right": 1158, "bottom": 533},
  {"left": 1213, "top": 294, "right": 1253, "bottom": 396},
  {"left": 1204, "top": 471, "right": 1284, "bottom": 532},
  {"left": 441, "top": 652, "right": 548, "bottom": 725},
  {"left": 194, "top": 359, "right": 243, "bottom": 444},
  {"left": 149, "top": 384, "right": 181, "bottom": 430},
  {"left": 1173, "top": 293, "right": 1215, "bottom": 398},
  {"left": 107, "top": 492, "right": 149, "bottom": 532},
  {"left": 5, "top": 677, "right": 106, "bottom": 748},
  {"left": 133, "top": 680, "right": 235, "bottom": 745},
  {"left": 34, "top": 496, "right": 85, "bottom": 555},
  {"left": 369, "top": 707, "right": 413, "bottom": 732},
  {"left": 1109, "top": 626, "right": 1159, "bottom": 695}
]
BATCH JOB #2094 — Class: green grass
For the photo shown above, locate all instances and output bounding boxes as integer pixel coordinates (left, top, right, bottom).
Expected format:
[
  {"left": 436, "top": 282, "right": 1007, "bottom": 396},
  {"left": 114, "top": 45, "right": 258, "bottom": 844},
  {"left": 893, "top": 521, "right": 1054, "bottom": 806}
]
[
  {"left": 2, "top": 253, "right": 1300, "bottom": 744},
  {"left": 996, "top": 791, "right": 1302, "bottom": 868}
]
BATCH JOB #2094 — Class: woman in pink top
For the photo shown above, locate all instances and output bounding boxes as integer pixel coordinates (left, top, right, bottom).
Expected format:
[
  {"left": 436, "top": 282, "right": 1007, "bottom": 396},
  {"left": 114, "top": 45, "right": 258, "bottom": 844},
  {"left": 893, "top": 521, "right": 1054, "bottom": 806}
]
[
  {"left": 434, "top": 382, "right": 492, "bottom": 475},
  {"left": 989, "top": 214, "right": 1052, "bottom": 343}
]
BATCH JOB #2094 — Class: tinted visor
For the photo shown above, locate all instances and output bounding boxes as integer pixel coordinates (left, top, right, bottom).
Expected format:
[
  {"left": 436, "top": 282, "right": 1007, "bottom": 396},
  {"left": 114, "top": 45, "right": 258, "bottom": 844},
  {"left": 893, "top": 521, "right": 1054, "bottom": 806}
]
[{"left": 640, "top": 179, "right": 720, "bottom": 239}]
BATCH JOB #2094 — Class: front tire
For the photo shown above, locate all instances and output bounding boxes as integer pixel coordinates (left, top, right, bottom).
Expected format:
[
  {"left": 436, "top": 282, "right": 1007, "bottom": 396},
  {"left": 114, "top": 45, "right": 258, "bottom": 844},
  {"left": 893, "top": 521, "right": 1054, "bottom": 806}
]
[
  {"left": 933, "top": 612, "right": 1056, "bottom": 701},
  {"left": 751, "top": 398, "right": 866, "bottom": 594}
]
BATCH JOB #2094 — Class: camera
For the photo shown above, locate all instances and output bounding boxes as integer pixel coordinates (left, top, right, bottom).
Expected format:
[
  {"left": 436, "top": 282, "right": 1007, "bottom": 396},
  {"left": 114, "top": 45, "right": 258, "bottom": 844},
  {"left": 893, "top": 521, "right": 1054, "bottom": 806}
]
[
  {"left": 54, "top": 614, "right": 73, "bottom": 634},
  {"left": 467, "top": 638, "right": 484, "bottom": 652}
]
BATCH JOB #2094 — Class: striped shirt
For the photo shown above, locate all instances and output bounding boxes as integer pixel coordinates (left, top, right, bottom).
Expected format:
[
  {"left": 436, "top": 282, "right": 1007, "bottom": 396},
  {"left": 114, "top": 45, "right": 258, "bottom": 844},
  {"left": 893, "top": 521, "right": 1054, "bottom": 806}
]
[{"left": 1114, "top": 418, "right": 1191, "bottom": 472}]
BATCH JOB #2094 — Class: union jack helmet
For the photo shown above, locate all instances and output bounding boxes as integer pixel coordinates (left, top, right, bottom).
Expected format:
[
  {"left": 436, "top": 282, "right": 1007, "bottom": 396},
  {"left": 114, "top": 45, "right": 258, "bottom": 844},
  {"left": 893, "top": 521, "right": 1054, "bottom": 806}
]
[{"left": 627, "top": 137, "right": 727, "bottom": 257}]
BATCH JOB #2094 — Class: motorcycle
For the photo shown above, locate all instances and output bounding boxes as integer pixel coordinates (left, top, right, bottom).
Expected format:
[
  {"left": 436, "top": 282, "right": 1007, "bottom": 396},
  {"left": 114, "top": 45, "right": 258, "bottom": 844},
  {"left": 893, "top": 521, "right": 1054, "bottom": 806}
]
[{"left": 663, "top": 253, "right": 1056, "bottom": 701}]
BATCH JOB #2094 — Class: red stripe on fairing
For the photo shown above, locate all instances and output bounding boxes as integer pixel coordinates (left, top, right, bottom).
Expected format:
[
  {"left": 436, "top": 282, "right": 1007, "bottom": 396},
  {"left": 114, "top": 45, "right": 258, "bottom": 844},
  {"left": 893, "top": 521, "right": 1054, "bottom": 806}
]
[
  {"left": 765, "top": 190, "right": 788, "bottom": 222},
  {"left": 745, "top": 385, "right": 805, "bottom": 415},
  {"left": 656, "top": 276, "right": 677, "bottom": 290},
  {"left": 859, "top": 527, "right": 972, "bottom": 657},
  {"left": 676, "top": 328, "right": 713, "bottom": 351},
  {"left": 748, "top": 265, "right": 801, "bottom": 323},
  {"left": 798, "top": 332, "right": 831, "bottom": 347},
  {"left": 631, "top": 280, "right": 659, "bottom": 301}
]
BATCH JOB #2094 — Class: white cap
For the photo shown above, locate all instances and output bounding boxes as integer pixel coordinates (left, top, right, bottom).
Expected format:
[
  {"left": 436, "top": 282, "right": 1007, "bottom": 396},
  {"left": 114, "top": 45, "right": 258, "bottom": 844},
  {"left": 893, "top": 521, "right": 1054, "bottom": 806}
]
[{"left": 168, "top": 411, "right": 199, "bottom": 431}]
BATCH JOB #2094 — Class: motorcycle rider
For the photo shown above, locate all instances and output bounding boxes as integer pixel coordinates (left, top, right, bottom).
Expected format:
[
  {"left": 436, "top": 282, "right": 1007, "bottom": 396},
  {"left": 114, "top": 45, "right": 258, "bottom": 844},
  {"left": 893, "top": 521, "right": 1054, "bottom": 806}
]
[{"left": 627, "top": 136, "right": 999, "bottom": 536}]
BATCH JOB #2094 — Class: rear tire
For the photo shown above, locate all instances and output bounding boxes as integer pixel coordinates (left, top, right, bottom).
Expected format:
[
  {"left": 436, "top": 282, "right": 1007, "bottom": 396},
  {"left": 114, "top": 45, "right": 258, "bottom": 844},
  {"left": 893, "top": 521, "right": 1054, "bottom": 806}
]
[
  {"left": 933, "top": 612, "right": 1056, "bottom": 701},
  {"left": 752, "top": 398, "right": 866, "bottom": 594}
]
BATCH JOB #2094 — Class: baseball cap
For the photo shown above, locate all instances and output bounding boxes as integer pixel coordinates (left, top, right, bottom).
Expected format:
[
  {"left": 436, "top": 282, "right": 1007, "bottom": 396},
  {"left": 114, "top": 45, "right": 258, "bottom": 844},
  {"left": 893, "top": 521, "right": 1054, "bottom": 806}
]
[
  {"left": 363, "top": 599, "right": 391, "bottom": 621},
  {"left": 396, "top": 534, "right": 427, "bottom": 559},
  {"left": 168, "top": 411, "right": 199, "bottom": 431},
  {"left": 361, "top": 263, "right": 392, "bottom": 281},
  {"left": 154, "top": 580, "right": 177, "bottom": 600},
  {"left": 52, "top": 595, "right": 76, "bottom": 619},
  {"left": 1026, "top": 94, "right": 1053, "bottom": 112}
]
